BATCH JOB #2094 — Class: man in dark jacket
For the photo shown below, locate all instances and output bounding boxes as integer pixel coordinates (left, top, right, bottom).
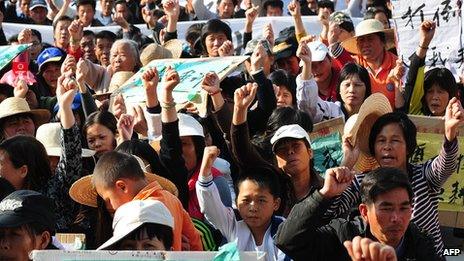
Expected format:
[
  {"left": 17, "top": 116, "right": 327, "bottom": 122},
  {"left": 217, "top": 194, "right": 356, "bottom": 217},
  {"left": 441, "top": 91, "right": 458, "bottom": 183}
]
[{"left": 275, "top": 167, "right": 441, "bottom": 261}]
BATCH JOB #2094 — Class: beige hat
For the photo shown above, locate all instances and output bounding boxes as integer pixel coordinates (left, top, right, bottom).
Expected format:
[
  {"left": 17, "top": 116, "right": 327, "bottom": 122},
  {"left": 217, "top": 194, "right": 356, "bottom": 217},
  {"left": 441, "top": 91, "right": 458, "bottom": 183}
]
[
  {"left": 140, "top": 39, "right": 183, "bottom": 67},
  {"left": 341, "top": 19, "right": 396, "bottom": 55},
  {"left": 92, "top": 71, "right": 135, "bottom": 101},
  {"left": 36, "top": 122, "right": 95, "bottom": 157},
  {"left": 346, "top": 93, "right": 392, "bottom": 155},
  {"left": 0, "top": 97, "right": 50, "bottom": 126}
]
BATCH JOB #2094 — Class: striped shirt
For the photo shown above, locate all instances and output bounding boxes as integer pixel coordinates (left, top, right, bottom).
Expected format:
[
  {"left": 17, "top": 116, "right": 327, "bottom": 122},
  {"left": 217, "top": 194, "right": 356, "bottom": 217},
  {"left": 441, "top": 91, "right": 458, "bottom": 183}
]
[{"left": 326, "top": 138, "right": 459, "bottom": 256}]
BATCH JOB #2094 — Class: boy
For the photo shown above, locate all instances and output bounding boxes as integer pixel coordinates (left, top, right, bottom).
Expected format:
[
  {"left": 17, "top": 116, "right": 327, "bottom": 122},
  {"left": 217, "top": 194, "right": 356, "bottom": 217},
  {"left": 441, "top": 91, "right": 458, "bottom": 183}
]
[
  {"left": 196, "top": 146, "right": 288, "bottom": 261},
  {"left": 98, "top": 200, "right": 174, "bottom": 251},
  {"left": 92, "top": 151, "right": 203, "bottom": 251}
]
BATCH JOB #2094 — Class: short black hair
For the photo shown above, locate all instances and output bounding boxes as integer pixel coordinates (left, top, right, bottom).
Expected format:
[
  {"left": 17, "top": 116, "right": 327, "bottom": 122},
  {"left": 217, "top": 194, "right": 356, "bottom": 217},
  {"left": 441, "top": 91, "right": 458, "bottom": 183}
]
[
  {"left": 263, "top": 0, "right": 283, "bottom": 11},
  {"left": 337, "top": 62, "right": 372, "bottom": 103},
  {"left": 200, "top": 19, "right": 232, "bottom": 55},
  {"left": 93, "top": 151, "right": 145, "bottom": 188},
  {"left": 236, "top": 165, "right": 281, "bottom": 199},
  {"left": 83, "top": 110, "right": 117, "bottom": 140},
  {"left": 317, "top": 0, "right": 334, "bottom": 12},
  {"left": 269, "top": 69, "right": 297, "bottom": 106},
  {"left": 8, "top": 34, "right": 18, "bottom": 44},
  {"left": 83, "top": 30, "right": 96, "bottom": 38},
  {"left": 31, "top": 29, "right": 42, "bottom": 42},
  {"left": 422, "top": 67, "right": 457, "bottom": 115},
  {"left": 95, "top": 30, "right": 117, "bottom": 42},
  {"left": 216, "top": 0, "right": 238, "bottom": 6},
  {"left": 361, "top": 167, "right": 413, "bottom": 205},
  {"left": 52, "top": 16, "right": 73, "bottom": 33},
  {"left": 115, "top": 223, "right": 173, "bottom": 250},
  {"left": 368, "top": 112, "right": 417, "bottom": 159},
  {"left": 77, "top": 0, "right": 96, "bottom": 10}
]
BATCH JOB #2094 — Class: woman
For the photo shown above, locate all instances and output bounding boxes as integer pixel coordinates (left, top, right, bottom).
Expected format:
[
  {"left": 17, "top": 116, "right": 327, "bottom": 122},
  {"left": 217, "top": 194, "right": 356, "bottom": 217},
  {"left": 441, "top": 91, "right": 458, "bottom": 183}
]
[
  {"left": 297, "top": 39, "right": 371, "bottom": 123},
  {"left": 82, "top": 110, "right": 118, "bottom": 157},
  {"left": 336, "top": 99, "right": 463, "bottom": 256},
  {"left": 270, "top": 69, "right": 297, "bottom": 108},
  {"left": 403, "top": 20, "right": 458, "bottom": 116},
  {"left": 35, "top": 47, "right": 66, "bottom": 97}
]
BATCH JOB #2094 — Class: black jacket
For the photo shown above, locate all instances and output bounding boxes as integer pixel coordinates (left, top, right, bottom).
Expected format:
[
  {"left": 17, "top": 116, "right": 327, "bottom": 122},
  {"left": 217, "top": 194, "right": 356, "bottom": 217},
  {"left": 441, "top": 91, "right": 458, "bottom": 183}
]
[{"left": 274, "top": 190, "right": 441, "bottom": 261}]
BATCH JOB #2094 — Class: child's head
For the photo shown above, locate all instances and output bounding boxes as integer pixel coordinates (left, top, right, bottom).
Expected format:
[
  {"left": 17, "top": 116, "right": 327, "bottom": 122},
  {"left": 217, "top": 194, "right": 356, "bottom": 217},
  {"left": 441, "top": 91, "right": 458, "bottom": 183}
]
[
  {"left": 92, "top": 151, "right": 146, "bottom": 213},
  {"left": 97, "top": 200, "right": 174, "bottom": 251},
  {"left": 83, "top": 111, "right": 117, "bottom": 156},
  {"left": 236, "top": 166, "right": 281, "bottom": 229},
  {"left": 422, "top": 67, "right": 457, "bottom": 116}
]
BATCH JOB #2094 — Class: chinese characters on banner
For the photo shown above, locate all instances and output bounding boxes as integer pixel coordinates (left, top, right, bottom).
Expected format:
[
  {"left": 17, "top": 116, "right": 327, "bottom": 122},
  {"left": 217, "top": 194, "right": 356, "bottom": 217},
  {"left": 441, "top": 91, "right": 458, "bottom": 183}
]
[{"left": 392, "top": 0, "right": 462, "bottom": 75}]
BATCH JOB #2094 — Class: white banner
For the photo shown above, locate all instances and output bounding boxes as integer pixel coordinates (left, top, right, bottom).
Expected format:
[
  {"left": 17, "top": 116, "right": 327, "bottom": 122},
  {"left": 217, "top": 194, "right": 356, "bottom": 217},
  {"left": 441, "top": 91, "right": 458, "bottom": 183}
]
[
  {"left": 391, "top": 0, "right": 462, "bottom": 75},
  {"left": 3, "top": 16, "right": 362, "bottom": 53}
]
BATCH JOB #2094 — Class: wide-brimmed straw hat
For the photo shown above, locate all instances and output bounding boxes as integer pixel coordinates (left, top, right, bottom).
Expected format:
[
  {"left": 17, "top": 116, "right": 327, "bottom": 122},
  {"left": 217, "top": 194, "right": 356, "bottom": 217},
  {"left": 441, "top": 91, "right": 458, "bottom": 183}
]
[
  {"left": 0, "top": 97, "right": 50, "bottom": 126},
  {"left": 341, "top": 19, "right": 396, "bottom": 55},
  {"left": 140, "top": 39, "right": 183, "bottom": 66},
  {"left": 69, "top": 155, "right": 179, "bottom": 208},
  {"left": 93, "top": 71, "right": 135, "bottom": 101},
  {"left": 345, "top": 93, "right": 392, "bottom": 172},
  {"left": 36, "top": 122, "right": 95, "bottom": 157}
]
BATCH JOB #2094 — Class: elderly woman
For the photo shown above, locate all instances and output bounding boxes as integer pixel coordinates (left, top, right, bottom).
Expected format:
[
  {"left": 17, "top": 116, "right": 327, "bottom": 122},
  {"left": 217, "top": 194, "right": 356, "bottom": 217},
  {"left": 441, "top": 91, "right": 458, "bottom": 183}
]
[
  {"left": 330, "top": 99, "right": 464, "bottom": 256},
  {"left": 79, "top": 39, "right": 141, "bottom": 94}
]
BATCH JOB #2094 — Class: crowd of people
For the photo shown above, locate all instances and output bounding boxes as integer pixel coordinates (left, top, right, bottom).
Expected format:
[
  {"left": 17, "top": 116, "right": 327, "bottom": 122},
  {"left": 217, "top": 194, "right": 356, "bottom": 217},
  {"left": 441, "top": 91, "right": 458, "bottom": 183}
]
[{"left": 0, "top": 0, "right": 463, "bottom": 260}]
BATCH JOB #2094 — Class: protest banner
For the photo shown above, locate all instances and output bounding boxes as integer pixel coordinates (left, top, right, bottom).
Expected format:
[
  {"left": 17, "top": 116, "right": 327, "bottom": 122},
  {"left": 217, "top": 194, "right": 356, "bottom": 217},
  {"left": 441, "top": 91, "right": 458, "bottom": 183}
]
[
  {"left": 32, "top": 250, "right": 266, "bottom": 260},
  {"left": 0, "top": 44, "right": 31, "bottom": 72},
  {"left": 309, "top": 117, "right": 345, "bottom": 176},
  {"left": 111, "top": 56, "right": 248, "bottom": 116},
  {"left": 391, "top": 0, "right": 463, "bottom": 76},
  {"left": 2, "top": 16, "right": 362, "bottom": 54},
  {"left": 409, "top": 115, "right": 464, "bottom": 228}
]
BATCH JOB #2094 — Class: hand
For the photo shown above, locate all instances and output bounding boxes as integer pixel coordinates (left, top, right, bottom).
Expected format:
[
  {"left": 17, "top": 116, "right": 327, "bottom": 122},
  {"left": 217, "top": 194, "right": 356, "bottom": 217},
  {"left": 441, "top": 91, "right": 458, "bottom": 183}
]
[
  {"left": 117, "top": 114, "right": 135, "bottom": 141},
  {"left": 14, "top": 79, "right": 28, "bottom": 98},
  {"left": 56, "top": 72, "right": 78, "bottom": 110},
  {"left": 387, "top": 59, "right": 405, "bottom": 87},
  {"left": 76, "top": 58, "right": 89, "bottom": 85},
  {"left": 344, "top": 236, "right": 397, "bottom": 261},
  {"left": 296, "top": 40, "right": 312, "bottom": 64},
  {"left": 142, "top": 67, "right": 159, "bottom": 93},
  {"left": 250, "top": 43, "right": 265, "bottom": 72},
  {"left": 201, "top": 72, "right": 221, "bottom": 95},
  {"left": 318, "top": 8, "right": 330, "bottom": 28},
  {"left": 245, "top": 5, "right": 259, "bottom": 25},
  {"left": 328, "top": 22, "right": 342, "bottom": 45},
  {"left": 218, "top": 40, "right": 234, "bottom": 57},
  {"left": 130, "top": 105, "right": 148, "bottom": 136},
  {"left": 287, "top": 0, "right": 300, "bottom": 17},
  {"left": 142, "top": 7, "right": 156, "bottom": 29},
  {"left": 199, "top": 146, "right": 220, "bottom": 177},
  {"left": 182, "top": 102, "right": 199, "bottom": 114},
  {"left": 419, "top": 20, "right": 436, "bottom": 48},
  {"left": 61, "top": 55, "right": 77, "bottom": 75},
  {"left": 158, "top": 15, "right": 168, "bottom": 26},
  {"left": 163, "top": 0, "right": 180, "bottom": 18},
  {"left": 162, "top": 66, "right": 180, "bottom": 93},
  {"left": 234, "top": 82, "right": 258, "bottom": 110},
  {"left": 159, "top": 28, "right": 167, "bottom": 45},
  {"left": 444, "top": 97, "right": 464, "bottom": 141},
  {"left": 112, "top": 94, "right": 127, "bottom": 119},
  {"left": 113, "top": 12, "right": 130, "bottom": 31},
  {"left": 18, "top": 29, "right": 32, "bottom": 44},
  {"left": 263, "top": 23, "right": 274, "bottom": 49},
  {"left": 341, "top": 135, "right": 360, "bottom": 170},
  {"left": 68, "top": 20, "right": 83, "bottom": 41},
  {"left": 319, "top": 167, "right": 355, "bottom": 199}
]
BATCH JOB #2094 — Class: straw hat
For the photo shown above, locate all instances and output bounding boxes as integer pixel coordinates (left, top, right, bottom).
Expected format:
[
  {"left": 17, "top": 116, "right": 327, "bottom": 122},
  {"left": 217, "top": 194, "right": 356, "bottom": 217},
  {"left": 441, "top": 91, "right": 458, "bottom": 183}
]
[
  {"left": 341, "top": 19, "right": 396, "bottom": 55},
  {"left": 0, "top": 97, "right": 50, "bottom": 126},
  {"left": 140, "top": 39, "right": 183, "bottom": 67},
  {"left": 36, "top": 122, "right": 95, "bottom": 157},
  {"left": 69, "top": 171, "right": 179, "bottom": 208},
  {"left": 92, "top": 71, "right": 134, "bottom": 101},
  {"left": 346, "top": 93, "right": 392, "bottom": 155},
  {"left": 345, "top": 93, "right": 391, "bottom": 172}
]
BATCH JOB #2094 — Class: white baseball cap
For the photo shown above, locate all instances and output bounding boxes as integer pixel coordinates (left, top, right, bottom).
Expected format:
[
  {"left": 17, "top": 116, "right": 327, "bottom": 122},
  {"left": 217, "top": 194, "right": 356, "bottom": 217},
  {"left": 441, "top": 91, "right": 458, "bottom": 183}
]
[
  {"left": 270, "top": 124, "right": 311, "bottom": 152},
  {"left": 178, "top": 113, "right": 204, "bottom": 137},
  {"left": 299, "top": 41, "right": 329, "bottom": 67},
  {"left": 97, "top": 200, "right": 174, "bottom": 250}
]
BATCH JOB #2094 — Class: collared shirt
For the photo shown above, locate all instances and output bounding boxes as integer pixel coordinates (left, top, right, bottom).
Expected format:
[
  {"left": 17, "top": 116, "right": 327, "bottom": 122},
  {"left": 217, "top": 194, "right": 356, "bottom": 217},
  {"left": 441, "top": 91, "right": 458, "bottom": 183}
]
[{"left": 356, "top": 51, "right": 397, "bottom": 107}]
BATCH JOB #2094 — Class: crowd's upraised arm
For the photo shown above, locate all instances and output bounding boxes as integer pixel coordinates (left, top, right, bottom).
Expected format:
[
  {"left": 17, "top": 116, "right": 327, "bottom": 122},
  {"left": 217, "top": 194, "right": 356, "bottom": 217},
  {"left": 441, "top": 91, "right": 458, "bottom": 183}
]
[{"left": 0, "top": 0, "right": 464, "bottom": 260}]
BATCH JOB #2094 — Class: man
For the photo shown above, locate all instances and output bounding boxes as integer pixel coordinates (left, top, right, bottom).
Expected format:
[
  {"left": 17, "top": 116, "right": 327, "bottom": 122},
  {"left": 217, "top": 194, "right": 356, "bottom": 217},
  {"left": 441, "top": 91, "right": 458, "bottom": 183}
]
[
  {"left": 95, "top": 30, "right": 116, "bottom": 67},
  {"left": 273, "top": 26, "right": 300, "bottom": 76},
  {"left": 29, "top": 0, "right": 52, "bottom": 24},
  {"left": 81, "top": 30, "right": 98, "bottom": 63},
  {"left": 0, "top": 190, "right": 57, "bottom": 260},
  {"left": 76, "top": 0, "right": 103, "bottom": 27},
  {"left": 193, "top": 0, "right": 243, "bottom": 20},
  {"left": 263, "top": 0, "right": 283, "bottom": 16},
  {"left": 95, "top": 0, "right": 114, "bottom": 25},
  {"left": 275, "top": 167, "right": 440, "bottom": 260}
]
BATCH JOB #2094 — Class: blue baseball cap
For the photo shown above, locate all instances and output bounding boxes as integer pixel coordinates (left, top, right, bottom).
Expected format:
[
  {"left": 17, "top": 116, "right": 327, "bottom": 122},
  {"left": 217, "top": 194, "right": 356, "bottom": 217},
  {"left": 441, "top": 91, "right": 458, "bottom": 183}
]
[
  {"left": 30, "top": 0, "right": 48, "bottom": 10},
  {"left": 53, "top": 92, "right": 82, "bottom": 113},
  {"left": 37, "top": 47, "right": 65, "bottom": 73}
]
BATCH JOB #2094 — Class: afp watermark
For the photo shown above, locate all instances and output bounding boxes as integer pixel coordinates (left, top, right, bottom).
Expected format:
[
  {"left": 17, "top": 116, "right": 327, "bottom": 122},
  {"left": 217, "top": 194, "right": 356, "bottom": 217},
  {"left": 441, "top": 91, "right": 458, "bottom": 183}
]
[{"left": 443, "top": 248, "right": 462, "bottom": 256}]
